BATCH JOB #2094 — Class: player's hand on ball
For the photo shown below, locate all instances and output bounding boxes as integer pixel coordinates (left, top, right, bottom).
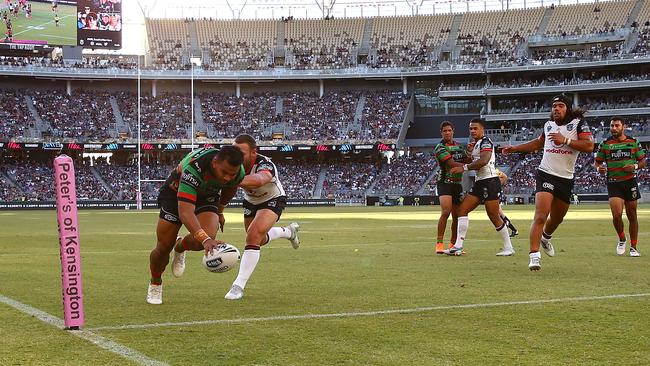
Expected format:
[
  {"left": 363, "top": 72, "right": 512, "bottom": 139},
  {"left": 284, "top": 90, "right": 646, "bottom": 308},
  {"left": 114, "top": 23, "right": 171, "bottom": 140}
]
[{"left": 203, "top": 238, "right": 225, "bottom": 255}]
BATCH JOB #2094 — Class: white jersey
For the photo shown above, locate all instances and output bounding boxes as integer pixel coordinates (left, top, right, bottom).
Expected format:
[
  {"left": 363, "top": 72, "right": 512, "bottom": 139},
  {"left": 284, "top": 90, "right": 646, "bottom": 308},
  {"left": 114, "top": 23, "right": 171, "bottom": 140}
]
[
  {"left": 538, "top": 118, "right": 591, "bottom": 179},
  {"left": 471, "top": 136, "right": 498, "bottom": 181},
  {"left": 242, "top": 154, "right": 286, "bottom": 205}
]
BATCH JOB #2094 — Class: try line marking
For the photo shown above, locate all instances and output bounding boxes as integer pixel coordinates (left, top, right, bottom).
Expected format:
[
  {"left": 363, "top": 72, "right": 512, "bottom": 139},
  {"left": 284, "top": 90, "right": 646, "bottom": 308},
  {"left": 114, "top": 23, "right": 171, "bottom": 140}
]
[
  {"left": 89, "top": 292, "right": 650, "bottom": 331},
  {"left": 0, "top": 294, "right": 168, "bottom": 366}
]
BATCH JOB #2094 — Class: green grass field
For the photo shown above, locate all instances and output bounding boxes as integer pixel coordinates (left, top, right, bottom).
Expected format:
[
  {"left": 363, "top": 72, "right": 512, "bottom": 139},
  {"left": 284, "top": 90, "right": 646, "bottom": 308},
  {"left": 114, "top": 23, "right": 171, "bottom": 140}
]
[
  {"left": 2, "top": 2, "right": 76, "bottom": 46},
  {"left": 1, "top": 205, "right": 649, "bottom": 365}
]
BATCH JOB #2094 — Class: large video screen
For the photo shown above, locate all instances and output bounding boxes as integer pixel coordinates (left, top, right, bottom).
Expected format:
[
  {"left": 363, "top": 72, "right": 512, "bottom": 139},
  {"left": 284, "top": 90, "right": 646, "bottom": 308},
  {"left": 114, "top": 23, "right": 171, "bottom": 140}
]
[
  {"left": 1, "top": 0, "right": 121, "bottom": 48},
  {"left": 77, "top": 0, "right": 121, "bottom": 48},
  {"left": 1, "top": 0, "right": 78, "bottom": 46}
]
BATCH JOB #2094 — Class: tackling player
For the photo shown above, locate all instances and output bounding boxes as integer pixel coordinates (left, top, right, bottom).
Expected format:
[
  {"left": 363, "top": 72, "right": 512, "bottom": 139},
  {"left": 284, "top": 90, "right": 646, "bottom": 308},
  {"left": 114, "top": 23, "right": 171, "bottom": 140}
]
[
  {"left": 594, "top": 117, "right": 646, "bottom": 257},
  {"left": 147, "top": 146, "right": 245, "bottom": 305},
  {"left": 433, "top": 121, "right": 470, "bottom": 253},
  {"left": 222, "top": 134, "right": 300, "bottom": 300},
  {"left": 502, "top": 94, "right": 594, "bottom": 270},
  {"left": 443, "top": 118, "right": 515, "bottom": 257}
]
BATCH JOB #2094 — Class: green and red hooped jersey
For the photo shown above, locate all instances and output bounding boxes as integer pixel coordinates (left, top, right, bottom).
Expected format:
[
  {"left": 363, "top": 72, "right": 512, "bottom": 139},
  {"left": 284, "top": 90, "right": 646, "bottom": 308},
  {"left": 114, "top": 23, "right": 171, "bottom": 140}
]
[
  {"left": 163, "top": 147, "right": 245, "bottom": 204},
  {"left": 433, "top": 140, "right": 466, "bottom": 184},
  {"left": 595, "top": 136, "right": 646, "bottom": 183}
]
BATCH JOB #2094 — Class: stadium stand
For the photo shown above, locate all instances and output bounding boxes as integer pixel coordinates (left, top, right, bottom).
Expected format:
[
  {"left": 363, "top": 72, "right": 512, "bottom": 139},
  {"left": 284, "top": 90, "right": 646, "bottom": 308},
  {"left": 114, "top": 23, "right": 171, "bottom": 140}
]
[
  {"left": 371, "top": 153, "right": 437, "bottom": 195},
  {"left": 276, "top": 161, "right": 321, "bottom": 199},
  {"left": 30, "top": 90, "right": 114, "bottom": 140},
  {"left": 544, "top": 0, "right": 634, "bottom": 36},
  {"left": 369, "top": 14, "right": 454, "bottom": 67},
  {"left": 117, "top": 92, "right": 191, "bottom": 140},
  {"left": 200, "top": 92, "right": 278, "bottom": 139},
  {"left": 0, "top": 89, "right": 34, "bottom": 140},
  {"left": 146, "top": 18, "right": 192, "bottom": 70},
  {"left": 282, "top": 91, "right": 361, "bottom": 141},
  {"left": 196, "top": 19, "right": 276, "bottom": 70},
  {"left": 322, "top": 160, "right": 379, "bottom": 201},
  {"left": 285, "top": 18, "right": 363, "bottom": 69}
]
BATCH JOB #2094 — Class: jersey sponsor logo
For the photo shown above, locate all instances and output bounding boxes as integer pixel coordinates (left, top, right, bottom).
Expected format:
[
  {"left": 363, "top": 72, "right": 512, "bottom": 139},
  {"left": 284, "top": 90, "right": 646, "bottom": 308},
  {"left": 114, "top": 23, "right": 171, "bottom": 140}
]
[
  {"left": 542, "top": 182, "right": 555, "bottom": 191},
  {"left": 611, "top": 150, "right": 632, "bottom": 159},
  {"left": 545, "top": 148, "right": 573, "bottom": 155},
  {"left": 268, "top": 200, "right": 277, "bottom": 207},
  {"left": 164, "top": 214, "right": 178, "bottom": 222},
  {"left": 182, "top": 172, "right": 200, "bottom": 188},
  {"left": 243, "top": 208, "right": 252, "bottom": 216},
  {"left": 566, "top": 123, "right": 574, "bottom": 131}
]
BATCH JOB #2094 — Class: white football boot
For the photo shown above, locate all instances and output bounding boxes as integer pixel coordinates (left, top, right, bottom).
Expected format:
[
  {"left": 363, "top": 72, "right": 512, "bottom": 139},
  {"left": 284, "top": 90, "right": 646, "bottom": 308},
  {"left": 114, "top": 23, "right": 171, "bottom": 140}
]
[
  {"left": 630, "top": 247, "right": 641, "bottom": 257},
  {"left": 540, "top": 238, "right": 555, "bottom": 257},
  {"left": 616, "top": 241, "right": 626, "bottom": 256},
  {"left": 224, "top": 284, "right": 244, "bottom": 300},
  {"left": 528, "top": 252, "right": 541, "bottom": 271},
  {"left": 146, "top": 283, "right": 163, "bottom": 305},
  {"left": 288, "top": 222, "right": 300, "bottom": 249},
  {"left": 171, "top": 236, "right": 186, "bottom": 278},
  {"left": 496, "top": 248, "right": 515, "bottom": 256}
]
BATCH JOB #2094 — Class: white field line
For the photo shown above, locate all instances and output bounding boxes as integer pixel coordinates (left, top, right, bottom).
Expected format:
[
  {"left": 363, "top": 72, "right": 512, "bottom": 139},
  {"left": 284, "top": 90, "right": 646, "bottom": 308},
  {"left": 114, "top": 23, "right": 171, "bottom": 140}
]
[
  {"left": 0, "top": 294, "right": 168, "bottom": 366},
  {"left": 89, "top": 292, "right": 650, "bottom": 331}
]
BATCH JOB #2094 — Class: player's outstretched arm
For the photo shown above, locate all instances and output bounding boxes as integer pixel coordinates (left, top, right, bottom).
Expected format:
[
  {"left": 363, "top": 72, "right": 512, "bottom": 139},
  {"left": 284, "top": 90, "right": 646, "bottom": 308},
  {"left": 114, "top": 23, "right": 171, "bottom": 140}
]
[
  {"left": 239, "top": 171, "right": 273, "bottom": 190},
  {"left": 501, "top": 136, "right": 544, "bottom": 154}
]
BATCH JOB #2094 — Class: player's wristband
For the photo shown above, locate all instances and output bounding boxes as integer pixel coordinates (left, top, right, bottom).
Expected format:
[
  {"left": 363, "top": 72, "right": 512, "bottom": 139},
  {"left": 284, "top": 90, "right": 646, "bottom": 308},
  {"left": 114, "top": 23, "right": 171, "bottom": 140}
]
[
  {"left": 565, "top": 138, "right": 572, "bottom": 146},
  {"left": 193, "top": 229, "right": 210, "bottom": 244},
  {"left": 463, "top": 164, "right": 469, "bottom": 171}
]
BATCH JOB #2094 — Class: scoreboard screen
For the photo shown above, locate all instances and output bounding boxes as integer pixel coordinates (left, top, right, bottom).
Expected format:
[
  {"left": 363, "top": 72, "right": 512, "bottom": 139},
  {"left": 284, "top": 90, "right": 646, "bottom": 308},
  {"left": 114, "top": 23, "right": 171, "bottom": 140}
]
[
  {"left": 76, "top": 0, "right": 121, "bottom": 48},
  {"left": 1, "top": 0, "right": 121, "bottom": 49}
]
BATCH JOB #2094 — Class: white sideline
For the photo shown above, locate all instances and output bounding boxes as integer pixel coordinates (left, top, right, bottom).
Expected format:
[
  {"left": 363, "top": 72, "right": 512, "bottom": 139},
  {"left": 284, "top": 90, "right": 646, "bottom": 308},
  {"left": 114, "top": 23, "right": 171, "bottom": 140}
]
[
  {"left": 0, "top": 294, "right": 168, "bottom": 366},
  {"left": 89, "top": 292, "right": 650, "bottom": 331}
]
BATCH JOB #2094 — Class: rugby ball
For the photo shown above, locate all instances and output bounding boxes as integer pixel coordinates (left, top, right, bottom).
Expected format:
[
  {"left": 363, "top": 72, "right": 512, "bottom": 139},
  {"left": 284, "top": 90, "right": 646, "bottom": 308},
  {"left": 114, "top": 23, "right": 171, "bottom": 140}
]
[{"left": 202, "top": 243, "right": 241, "bottom": 273}]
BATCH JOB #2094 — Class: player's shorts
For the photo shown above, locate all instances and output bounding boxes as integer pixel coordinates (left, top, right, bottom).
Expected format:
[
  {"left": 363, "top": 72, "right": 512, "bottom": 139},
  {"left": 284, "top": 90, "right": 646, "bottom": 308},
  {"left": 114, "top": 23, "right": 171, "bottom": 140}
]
[
  {"left": 243, "top": 196, "right": 287, "bottom": 220},
  {"left": 157, "top": 188, "right": 221, "bottom": 225},
  {"left": 535, "top": 169, "right": 574, "bottom": 204},
  {"left": 607, "top": 179, "right": 641, "bottom": 202},
  {"left": 436, "top": 182, "right": 463, "bottom": 204},
  {"left": 468, "top": 176, "right": 501, "bottom": 202}
]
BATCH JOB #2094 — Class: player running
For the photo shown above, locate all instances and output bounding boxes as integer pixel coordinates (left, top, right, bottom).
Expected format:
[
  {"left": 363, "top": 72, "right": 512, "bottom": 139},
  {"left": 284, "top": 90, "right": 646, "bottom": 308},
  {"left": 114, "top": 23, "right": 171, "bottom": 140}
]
[
  {"left": 443, "top": 118, "right": 515, "bottom": 257},
  {"left": 502, "top": 94, "right": 594, "bottom": 270},
  {"left": 594, "top": 117, "right": 647, "bottom": 257},
  {"left": 147, "top": 146, "right": 245, "bottom": 305},
  {"left": 222, "top": 134, "right": 300, "bottom": 300},
  {"left": 433, "top": 121, "right": 470, "bottom": 253}
]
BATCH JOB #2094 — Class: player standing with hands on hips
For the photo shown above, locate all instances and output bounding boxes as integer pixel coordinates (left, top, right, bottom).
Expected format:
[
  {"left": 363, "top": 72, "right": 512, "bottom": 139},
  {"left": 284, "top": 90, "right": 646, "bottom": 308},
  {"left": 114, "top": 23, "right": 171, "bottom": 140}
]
[{"left": 502, "top": 94, "right": 594, "bottom": 270}]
